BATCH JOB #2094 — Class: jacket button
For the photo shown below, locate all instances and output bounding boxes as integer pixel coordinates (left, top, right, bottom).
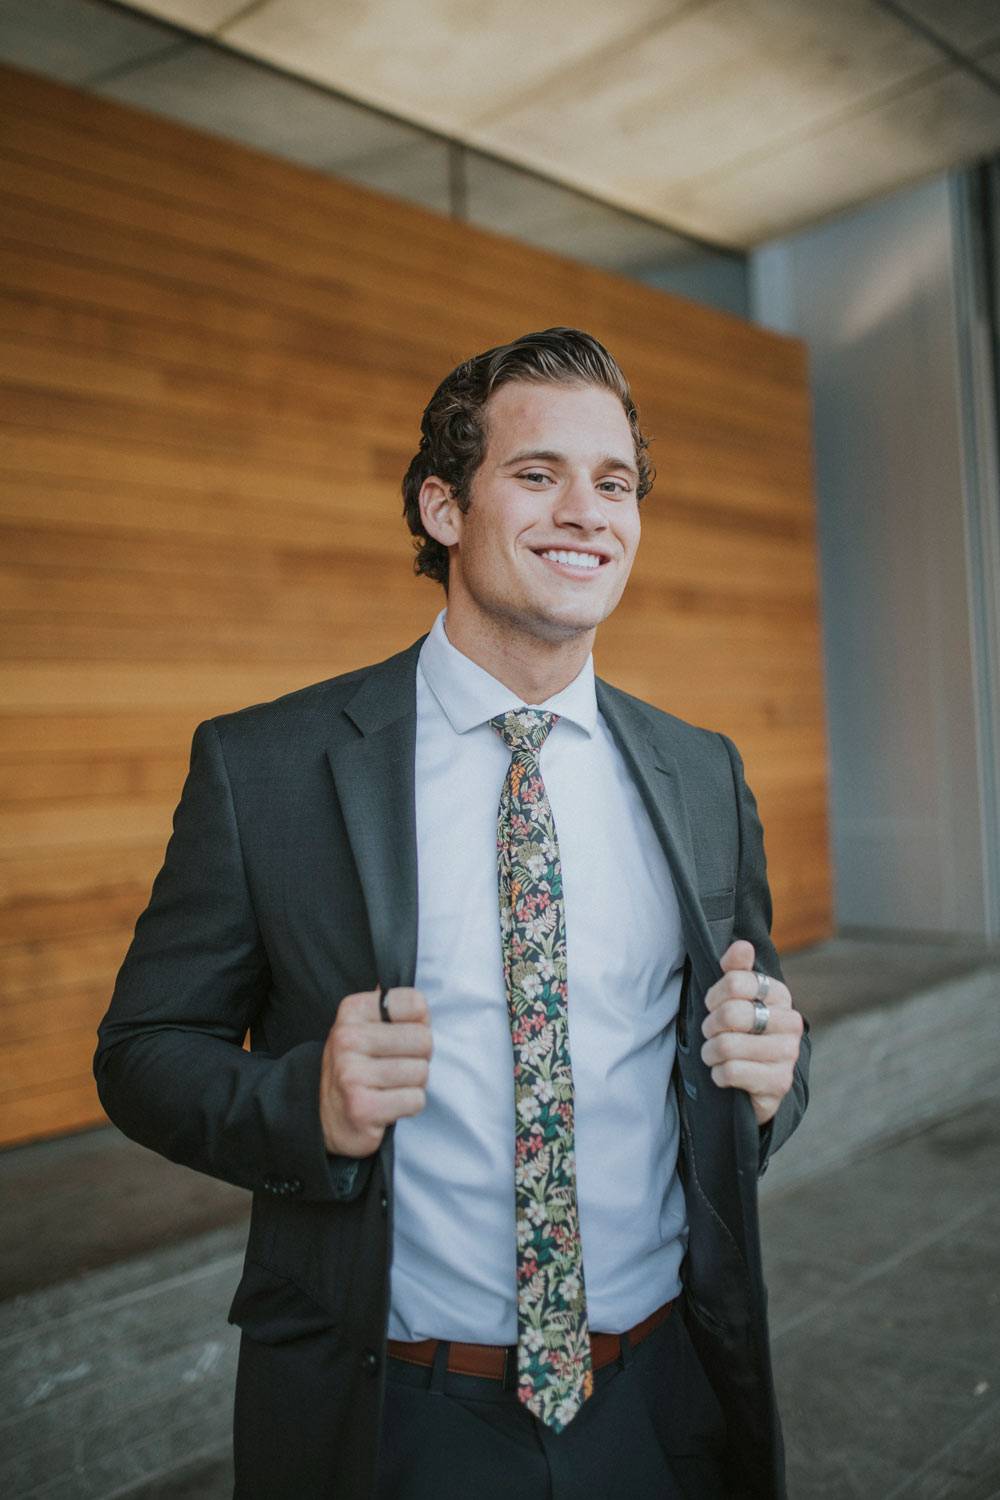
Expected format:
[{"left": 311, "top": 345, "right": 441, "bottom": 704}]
[
  {"left": 288, "top": 1178, "right": 303, "bottom": 1195},
  {"left": 379, "top": 1191, "right": 388, "bottom": 1214},
  {"left": 359, "top": 1349, "right": 378, "bottom": 1375}
]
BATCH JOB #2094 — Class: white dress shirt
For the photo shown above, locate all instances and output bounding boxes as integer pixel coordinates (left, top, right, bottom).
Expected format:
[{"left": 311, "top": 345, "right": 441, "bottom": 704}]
[{"left": 389, "top": 611, "right": 687, "bottom": 1342}]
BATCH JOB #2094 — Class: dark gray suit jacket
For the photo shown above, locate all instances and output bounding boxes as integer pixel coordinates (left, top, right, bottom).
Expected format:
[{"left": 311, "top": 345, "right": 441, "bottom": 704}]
[{"left": 95, "top": 638, "right": 809, "bottom": 1499}]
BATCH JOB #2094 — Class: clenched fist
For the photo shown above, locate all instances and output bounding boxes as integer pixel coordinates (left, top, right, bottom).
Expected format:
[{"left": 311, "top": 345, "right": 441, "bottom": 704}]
[
  {"left": 319, "top": 987, "right": 432, "bottom": 1158},
  {"left": 701, "top": 941, "right": 803, "bottom": 1127}
]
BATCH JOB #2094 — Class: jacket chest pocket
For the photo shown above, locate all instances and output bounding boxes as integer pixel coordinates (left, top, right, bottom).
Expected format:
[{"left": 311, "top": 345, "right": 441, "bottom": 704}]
[{"left": 700, "top": 885, "right": 735, "bottom": 957}]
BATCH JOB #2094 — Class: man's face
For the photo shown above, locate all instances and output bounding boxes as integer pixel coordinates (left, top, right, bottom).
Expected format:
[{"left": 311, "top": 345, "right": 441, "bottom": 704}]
[{"left": 435, "top": 380, "right": 642, "bottom": 654}]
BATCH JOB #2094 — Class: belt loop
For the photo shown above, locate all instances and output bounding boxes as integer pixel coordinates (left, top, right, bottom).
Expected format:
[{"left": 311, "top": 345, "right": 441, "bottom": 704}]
[
  {"left": 619, "top": 1331, "right": 634, "bottom": 1368},
  {"left": 502, "top": 1345, "right": 518, "bottom": 1392},
  {"left": 429, "top": 1339, "right": 451, "bottom": 1395}
]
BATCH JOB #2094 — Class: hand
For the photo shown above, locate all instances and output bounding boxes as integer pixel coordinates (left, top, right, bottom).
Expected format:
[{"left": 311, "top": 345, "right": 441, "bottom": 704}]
[
  {"left": 319, "top": 987, "right": 432, "bottom": 1157},
  {"left": 701, "top": 940, "right": 803, "bottom": 1127}
]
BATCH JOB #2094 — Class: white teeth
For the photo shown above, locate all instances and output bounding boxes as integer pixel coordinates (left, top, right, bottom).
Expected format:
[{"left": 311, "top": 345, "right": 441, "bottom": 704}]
[{"left": 540, "top": 549, "right": 601, "bottom": 570}]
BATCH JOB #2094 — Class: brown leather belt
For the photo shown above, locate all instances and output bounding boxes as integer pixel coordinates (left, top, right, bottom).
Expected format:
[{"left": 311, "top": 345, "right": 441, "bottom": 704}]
[{"left": 387, "top": 1298, "right": 674, "bottom": 1380}]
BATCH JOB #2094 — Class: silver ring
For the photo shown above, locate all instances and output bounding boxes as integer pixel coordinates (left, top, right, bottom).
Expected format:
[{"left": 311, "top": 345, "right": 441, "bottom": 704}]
[
  {"left": 754, "top": 971, "right": 770, "bottom": 1003},
  {"left": 378, "top": 987, "right": 391, "bottom": 1024},
  {"left": 751, "top": 999, "right": 770, "bottom": 1035}
]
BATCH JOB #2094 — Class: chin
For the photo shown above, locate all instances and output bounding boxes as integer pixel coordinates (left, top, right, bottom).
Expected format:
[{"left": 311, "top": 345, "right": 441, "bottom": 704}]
[{"left": 527, "top": 607, "right": 609, "bottom": 641}]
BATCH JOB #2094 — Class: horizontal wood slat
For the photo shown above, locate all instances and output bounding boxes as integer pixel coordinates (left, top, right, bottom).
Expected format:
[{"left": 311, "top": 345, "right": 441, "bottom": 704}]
[{"left": 0, "top": 63, "right": 831, "bottom": 1148}]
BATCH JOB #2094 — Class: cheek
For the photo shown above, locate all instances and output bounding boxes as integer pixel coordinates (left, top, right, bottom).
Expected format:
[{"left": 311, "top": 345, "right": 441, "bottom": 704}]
[{"left": 617, "top": 520, "right": 641, "bottom": 563}]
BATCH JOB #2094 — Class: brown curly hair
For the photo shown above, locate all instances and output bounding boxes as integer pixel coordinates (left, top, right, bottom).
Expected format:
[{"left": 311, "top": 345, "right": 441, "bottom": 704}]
[{"left": 401, "top": 327, "right": 654, "bottom": 587}]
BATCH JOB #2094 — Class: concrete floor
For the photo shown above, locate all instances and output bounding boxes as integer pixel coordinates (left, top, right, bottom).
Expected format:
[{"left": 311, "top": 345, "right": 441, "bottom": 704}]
[{"left": 765, "top": 1099, "right": 1000, "bottom": 1500}]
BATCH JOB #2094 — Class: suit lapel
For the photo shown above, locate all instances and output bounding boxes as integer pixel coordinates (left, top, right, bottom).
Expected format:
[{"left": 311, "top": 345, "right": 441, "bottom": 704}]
[
  {"left": 326, "top": 653, "right": 721, "bottom": 986},
  {"left": 595, "top": 679, "right": 718, "bottom": 981},
  {"left": 326, "top": 642, "right": 422, "bottom": 990}
]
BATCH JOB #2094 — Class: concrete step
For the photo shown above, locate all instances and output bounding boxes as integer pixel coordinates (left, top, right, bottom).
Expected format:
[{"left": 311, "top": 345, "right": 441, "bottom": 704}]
[{"left": 766, "top": 937, "right": 1000, "bottom": 1195}]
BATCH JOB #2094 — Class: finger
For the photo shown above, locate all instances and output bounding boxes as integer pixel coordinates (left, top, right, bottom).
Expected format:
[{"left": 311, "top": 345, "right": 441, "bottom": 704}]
[
  {"left": 333, "top": 987, "right": 431, "bottom": 1029},
  {"left": 703, "top": 1057, "right": 797, "bottom": 1125},
  {"left": 359, "top": 1055, "right": 431, "bottom": 1090},
  {"left": 354, "top": 1021, "right": 433, "bottom": 1059},
  {"left": 334, "top": 988, "right": 382, "bottom": 1024},
  {"left": 719, "top": 940, "right": 755, "bottom": 974},
  {"left": 371, "top": 1085, "right": 428, "bottom": 1124},
  {"left": 704, "top": 968, "right": 793, "bottom": 1016},
  {"left": 378, "top": 987, "right": 431, "bottom": 1024},
  {"left": 323, "top": 1079, "right": 429, "bottom": 1156},
  {"left": 701, "top": 1029, "right": 802, "bottom": 1070},
  {"left": 701, "top": 996, "right": 800, "bottom": 1039},
  {"left": 322, "top": 1053, "right": 429, "bottom": 1121}
]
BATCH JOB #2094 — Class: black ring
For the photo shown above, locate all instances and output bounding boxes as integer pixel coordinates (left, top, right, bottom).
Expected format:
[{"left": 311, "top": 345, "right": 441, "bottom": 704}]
[{"left": 378, "top": 987, "right": 391, "bottom": 1024}]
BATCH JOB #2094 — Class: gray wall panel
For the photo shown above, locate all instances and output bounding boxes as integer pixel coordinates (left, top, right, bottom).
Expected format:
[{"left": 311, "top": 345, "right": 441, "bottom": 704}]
[{"left": 751, "top": 178, "right": 993, "bottom": 936}]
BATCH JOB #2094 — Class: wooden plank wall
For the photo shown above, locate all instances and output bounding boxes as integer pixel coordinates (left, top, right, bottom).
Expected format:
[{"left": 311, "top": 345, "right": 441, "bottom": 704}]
[{"left": 0, "top": 64, "right": 831, "bottom": 1148}]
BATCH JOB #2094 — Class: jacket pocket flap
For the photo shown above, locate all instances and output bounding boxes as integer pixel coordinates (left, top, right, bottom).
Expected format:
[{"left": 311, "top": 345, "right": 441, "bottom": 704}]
[
  {"left": 228, "top": 1261, "right": 340, "bottom": 1345},
  {"left": 700, "top": 886, "right": 735, "bottom": 922}
]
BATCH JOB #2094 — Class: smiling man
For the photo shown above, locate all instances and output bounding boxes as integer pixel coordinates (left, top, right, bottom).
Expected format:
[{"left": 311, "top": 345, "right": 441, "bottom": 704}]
[{"left": 96, "top": 328, "right": 807, "bottom": 1500}]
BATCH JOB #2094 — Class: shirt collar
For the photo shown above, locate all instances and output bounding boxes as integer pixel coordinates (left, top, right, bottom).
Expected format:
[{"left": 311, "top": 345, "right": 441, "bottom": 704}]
[{"left": 418, "top": 610, "right": 597, "bottom": 737}]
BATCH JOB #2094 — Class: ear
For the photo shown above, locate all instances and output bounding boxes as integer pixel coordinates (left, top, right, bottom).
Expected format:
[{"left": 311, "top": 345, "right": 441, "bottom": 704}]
[{"left": 419, "top": 476, "right": 462, "bottom": 547}]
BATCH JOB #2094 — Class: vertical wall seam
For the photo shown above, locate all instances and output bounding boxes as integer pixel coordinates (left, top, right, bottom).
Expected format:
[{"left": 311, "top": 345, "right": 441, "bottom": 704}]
[{"left": 949, "top": 167, "right": 1000, "bottom": 940}]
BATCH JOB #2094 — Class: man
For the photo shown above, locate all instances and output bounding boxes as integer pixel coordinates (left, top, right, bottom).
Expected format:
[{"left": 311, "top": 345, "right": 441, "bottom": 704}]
[{"left": 96, "top": 328, "right": 807, "bottom": 1500}]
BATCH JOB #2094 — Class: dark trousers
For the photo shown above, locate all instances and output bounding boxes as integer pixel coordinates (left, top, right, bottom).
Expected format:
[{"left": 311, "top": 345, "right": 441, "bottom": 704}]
[{"left": 376, "top": 1309, "right": 727, "bottom": 1500}]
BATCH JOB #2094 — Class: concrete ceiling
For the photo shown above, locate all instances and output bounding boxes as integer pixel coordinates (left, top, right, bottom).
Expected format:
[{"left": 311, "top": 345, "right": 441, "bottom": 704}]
[{"left": 104, "top": 0, "right": 1000, "bottom": 248}]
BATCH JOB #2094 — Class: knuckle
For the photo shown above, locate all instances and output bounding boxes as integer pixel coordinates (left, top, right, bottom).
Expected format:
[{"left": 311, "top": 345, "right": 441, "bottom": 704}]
[
  {"left": 334, "top": 1020, "right": 367, "bottom": 1056},
  {"left": 333, "top": 1056, "right": 364, "bottom": 1093},
  {"left": 409, "top": 1026, "right": 433, "bottom": 1058},
  {"left": 716, "top": 1032, "right": 740, "bottom": 1062},
  {"left": 396, "top": 987, "right": 429, "bottom": 1020},
  {"left": 764, "top": 1061, "right": 793, "bottom": 1094},
  {"left": 332, "top": 1020, "right": 355, "bottom": 1049},
  {"left": 350, "top": 1091, "right": 378, "bottom": 1128}
]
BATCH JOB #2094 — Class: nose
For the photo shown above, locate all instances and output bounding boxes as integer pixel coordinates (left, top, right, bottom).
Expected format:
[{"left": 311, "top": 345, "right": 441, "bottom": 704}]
[{"left": 552, "top": 472, "right": 609, "bottom": 532}]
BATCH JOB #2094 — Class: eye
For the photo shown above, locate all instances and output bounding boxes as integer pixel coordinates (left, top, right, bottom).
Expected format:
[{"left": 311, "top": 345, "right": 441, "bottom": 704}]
[
  {"left": 518, "top": 469, "right": 552, "bottom": 485},
  {"left": 598, "top": 477, "right": 631, "bottom": 496}
]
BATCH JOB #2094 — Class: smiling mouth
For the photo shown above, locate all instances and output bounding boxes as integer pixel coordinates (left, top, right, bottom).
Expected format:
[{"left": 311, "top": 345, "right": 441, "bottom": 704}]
[{"left": 536, "top": 548, "right": 606, "bottom": 571}]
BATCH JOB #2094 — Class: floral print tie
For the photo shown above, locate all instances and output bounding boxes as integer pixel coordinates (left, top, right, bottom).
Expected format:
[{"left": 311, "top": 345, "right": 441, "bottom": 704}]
[{"left": 490, "top": 709, "right": 592, "bottom": 1432}]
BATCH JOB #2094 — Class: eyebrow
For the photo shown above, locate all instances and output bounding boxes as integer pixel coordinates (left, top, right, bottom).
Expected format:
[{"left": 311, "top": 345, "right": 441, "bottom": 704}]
[{"left": 502, "top": 448, "right": 639, "bottom": 481}]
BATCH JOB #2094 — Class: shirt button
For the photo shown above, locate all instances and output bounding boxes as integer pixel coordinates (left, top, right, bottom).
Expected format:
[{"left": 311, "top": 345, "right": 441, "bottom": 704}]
[{"left": 359, "top": 1349, "right": 378, "bottom": 1375}]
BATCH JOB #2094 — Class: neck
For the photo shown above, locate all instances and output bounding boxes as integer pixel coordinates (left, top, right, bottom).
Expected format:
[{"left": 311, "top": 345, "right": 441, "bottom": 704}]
[{"left": 443, "top": 612, "right": 594, "bottom": 703}]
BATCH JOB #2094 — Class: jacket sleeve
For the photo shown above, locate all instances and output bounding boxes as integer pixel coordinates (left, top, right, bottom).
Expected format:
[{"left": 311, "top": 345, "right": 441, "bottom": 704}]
[
  {"left": 94, "top": 719, "right": 364, "bottom": 1203},
  {"left": 719, "top": 733, "right": 811, "bottom": 1172}
]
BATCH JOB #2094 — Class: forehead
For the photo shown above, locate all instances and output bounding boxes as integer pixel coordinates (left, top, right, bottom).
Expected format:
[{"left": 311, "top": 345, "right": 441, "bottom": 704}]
[{"left": 482, "top": 380, "right": 633, "bottom": 456}]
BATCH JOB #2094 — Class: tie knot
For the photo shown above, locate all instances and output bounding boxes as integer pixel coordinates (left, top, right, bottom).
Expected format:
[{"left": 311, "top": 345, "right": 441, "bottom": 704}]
[{"left": 490, "top": 709, "right": 558, "bottom": 756}]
